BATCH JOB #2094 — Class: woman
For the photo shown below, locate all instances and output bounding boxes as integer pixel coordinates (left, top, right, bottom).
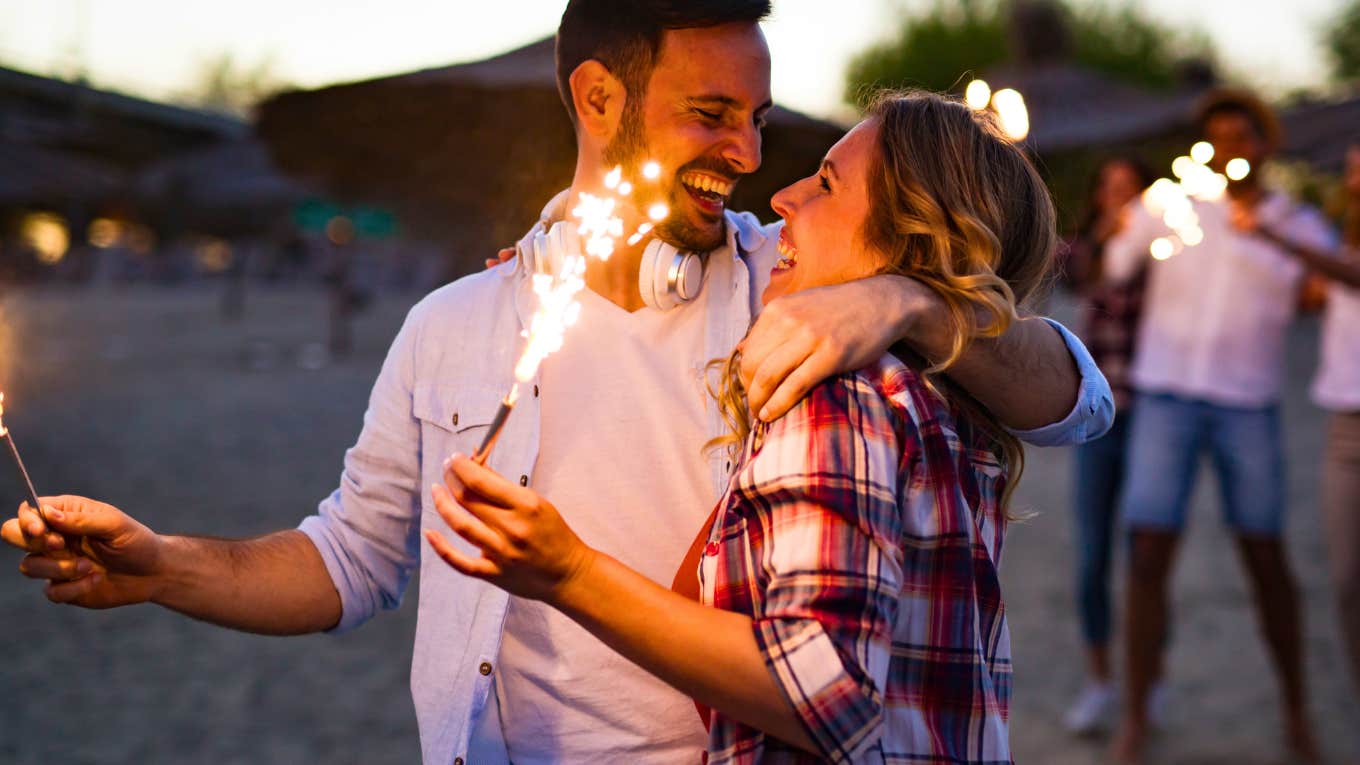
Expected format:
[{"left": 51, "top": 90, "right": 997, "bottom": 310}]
[
  {"left": 1058, "top": 156, "right": 1157, "bottom": 735},
  {"left": 426, "top": 91, "right": 1056, "bottom": 763}
]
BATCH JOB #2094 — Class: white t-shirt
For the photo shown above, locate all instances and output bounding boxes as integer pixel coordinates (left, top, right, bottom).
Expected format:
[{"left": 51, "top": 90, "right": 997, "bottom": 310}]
[
  {"left": 1313, "top": 264, "right": 1360, "bottom": 412},
  {"left": 495, "top": 285, "right": 717, "bottom": 764},
  {"left": 1104, "top": 191, "right": 1337, "bottom": 408}
]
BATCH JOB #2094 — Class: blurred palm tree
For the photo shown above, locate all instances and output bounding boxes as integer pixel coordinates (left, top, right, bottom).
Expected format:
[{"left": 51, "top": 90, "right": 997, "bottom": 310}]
[
  {"left": 176, "top": 52, "right": 289, "bottom": 118},
  {"left": 1328, "top": 0, "right": 1360, "bottom": 85},
  {"left": 843, "top": 0, "right": 1215, "bottom": 106}
]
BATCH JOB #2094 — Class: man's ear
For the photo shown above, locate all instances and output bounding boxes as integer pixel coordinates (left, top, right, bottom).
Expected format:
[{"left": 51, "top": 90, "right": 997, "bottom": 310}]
[{"left": 568, "top": 59, "right": 626, "bottom": 140}]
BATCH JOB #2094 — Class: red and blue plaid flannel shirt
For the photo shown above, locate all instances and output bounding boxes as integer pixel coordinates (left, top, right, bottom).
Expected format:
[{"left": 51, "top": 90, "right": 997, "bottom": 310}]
[{"left": 697, "top": 353, "right": 1013, "bottom": 764}]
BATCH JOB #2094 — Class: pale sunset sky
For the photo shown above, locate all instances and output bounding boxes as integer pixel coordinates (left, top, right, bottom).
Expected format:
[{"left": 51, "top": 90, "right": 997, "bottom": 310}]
[{"left": 0, "top": 0, "right": 1346, "bottom": 121}]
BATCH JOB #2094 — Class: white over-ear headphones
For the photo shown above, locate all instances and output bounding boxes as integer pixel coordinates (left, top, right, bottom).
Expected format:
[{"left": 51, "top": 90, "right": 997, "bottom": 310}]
[
  {"left": 520, "top": 221, "right": 705, "bottom": 311},
  {"left": 638, "top": 238, "right": 704, "bottom": 311}
]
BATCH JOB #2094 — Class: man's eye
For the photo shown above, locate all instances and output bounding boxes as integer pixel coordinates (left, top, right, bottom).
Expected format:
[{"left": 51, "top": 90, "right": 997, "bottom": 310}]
[
  {"left": 819, "top": 175, "right": 831, "bottom": 192},
  {"left": 695, "top": 108, "right": 722, "bottom": 121}
]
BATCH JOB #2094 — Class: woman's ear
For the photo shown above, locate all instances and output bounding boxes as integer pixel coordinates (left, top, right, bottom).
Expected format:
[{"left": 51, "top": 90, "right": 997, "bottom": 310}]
[{"left": 568, "top": 59, "right": 626, "bottom": 140}]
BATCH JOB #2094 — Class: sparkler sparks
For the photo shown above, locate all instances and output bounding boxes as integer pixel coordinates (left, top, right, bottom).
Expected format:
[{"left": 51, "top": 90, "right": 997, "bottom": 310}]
[
  {"left": 471, "top": 162, "right": 672, "bottom": 465},
  {"left": 962, "top": 80, "right": 1029, "bottom": 141},
  {"left": 1141, "top": 143, "right": 1252, "bottom": 259}
]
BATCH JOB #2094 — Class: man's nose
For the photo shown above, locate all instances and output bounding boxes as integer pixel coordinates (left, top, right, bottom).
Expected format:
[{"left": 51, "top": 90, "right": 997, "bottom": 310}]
[{"left": 722, "top": 122, "right": 763, "bottom": 176}]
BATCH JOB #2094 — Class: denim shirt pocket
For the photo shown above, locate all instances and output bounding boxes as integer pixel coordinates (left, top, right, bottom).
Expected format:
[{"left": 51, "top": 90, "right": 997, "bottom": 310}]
[{"left": 412, "top": 382, "right": 510, "bottom": 515}]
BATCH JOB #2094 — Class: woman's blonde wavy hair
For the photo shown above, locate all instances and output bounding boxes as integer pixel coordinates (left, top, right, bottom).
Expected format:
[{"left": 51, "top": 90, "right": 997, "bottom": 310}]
[{"left": 707, "top": 89, "right": 1058, "bottom": 514}]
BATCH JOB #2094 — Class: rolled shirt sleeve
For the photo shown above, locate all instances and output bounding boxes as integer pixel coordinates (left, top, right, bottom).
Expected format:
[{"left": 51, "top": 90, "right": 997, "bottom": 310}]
[
  {"left": 297, "top": 302, "right": 427, "bottom": 633},
  {"left": 742, "top": 374, "right": 908, "bottom": 763},
  {"left": 1008, "top": 318, "right": 1115, "bottom": 447}
]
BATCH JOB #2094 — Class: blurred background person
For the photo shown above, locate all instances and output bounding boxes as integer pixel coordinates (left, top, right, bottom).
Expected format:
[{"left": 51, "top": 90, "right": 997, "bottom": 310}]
[
  {"left": 1101, "top": 89, "right": 1336, "bottom": 764},
  {"left": 1232, "top": 144, "right": 1360, "bottom": 747},
  {"left": 1059, "top": 155, "right": 1160, "bottom": 736}
]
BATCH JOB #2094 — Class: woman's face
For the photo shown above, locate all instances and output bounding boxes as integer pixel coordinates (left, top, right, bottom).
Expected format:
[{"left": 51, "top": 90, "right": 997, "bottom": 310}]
[
  {"left": 764, "top": 119, "right": 887, "bottom": 305},
  {"left": 1095, "top": 161, "right": 1143, "bottom": 216}
]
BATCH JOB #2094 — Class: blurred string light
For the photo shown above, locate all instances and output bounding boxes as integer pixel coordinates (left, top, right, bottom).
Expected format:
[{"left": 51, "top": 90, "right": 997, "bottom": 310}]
[
  {"left": 19, "top": 212, "right": 69, "bottom": 264},
  {"left": 963, "top": 80, "right": 1029, "bottom": 142},
  {"left": 1140, "top": 143, "right": 1252, "bottom": 259}
]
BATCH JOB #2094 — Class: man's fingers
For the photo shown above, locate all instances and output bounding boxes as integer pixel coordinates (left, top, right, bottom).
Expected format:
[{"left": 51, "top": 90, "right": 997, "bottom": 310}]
[
  {"left": 44, "top": 572, "right": 101, "bottom": 604},
  {"left": 447, "top": 455, "right": 534, "bottom": 510},
  {"left": 758, "top": 352, "right": 830, "bottom": 422},
  {"left": 2, "top": 518, "right": 46, "bottom": 552},
  {"left": 431, "top": 483, "right": 513, "bottom": 558},
  {"left": 745, "top": 342, "right": 814, "bottom": 420},
  {"left": 425, "top": 530, "right": 501, "bottom": 579},
  {"left": 17, "top": 504, "right": 64, "bottom": 550},
  {"left": 36, "top": 496, "right": 124, "bottom": 539},
  {"left": 20, "top": 553, "right": 93, "bottom": 582}
]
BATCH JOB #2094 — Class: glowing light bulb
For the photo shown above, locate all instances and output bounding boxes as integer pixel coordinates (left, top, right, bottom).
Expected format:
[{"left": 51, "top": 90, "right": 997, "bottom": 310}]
[
  {"left": 647, "top": 203, "right": 669, "bottom": 222},
  {"left": 604, "top": 166, "right": 622, "bottom": 189},
  {"left": 1179, "top": 225, "right": 1204, "bottom": 247},
  {"left": 1150, "top": 237, "right": 1176, "bottom": 260},
  {"left": 1225, "top": 158, "right": 1251, "bottom": 181},
  {"left": 642, "top": 161, "right": 662, "bottom": 180},
  {"left": 965, "top": 79, "right": 992, "bottom": 111},
  {"left": 1171, "top": 156, "right": 1196, "bottom": 180},
  {"left": 1190, "top": 141, "right": 1215, "bottom": 164}
]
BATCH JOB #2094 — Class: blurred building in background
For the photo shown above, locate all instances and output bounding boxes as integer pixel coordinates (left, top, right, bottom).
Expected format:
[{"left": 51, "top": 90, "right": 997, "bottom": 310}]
[{"left": 256, "top": 37, "right": 845, "bottom": 278}]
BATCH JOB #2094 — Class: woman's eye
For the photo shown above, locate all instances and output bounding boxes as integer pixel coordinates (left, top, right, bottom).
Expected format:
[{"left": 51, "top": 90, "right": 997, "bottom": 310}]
[{"left": 819, "top": 175, "right": 831, "bottom": 192}]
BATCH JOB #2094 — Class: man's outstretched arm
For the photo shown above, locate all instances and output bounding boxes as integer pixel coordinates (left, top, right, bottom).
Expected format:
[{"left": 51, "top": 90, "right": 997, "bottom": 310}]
[
  {"left": 2, "top": 496, "right": 341, "bottom": 635},
  {"left": 742, "top": 274, "right": 1111, "bottom": 441}
]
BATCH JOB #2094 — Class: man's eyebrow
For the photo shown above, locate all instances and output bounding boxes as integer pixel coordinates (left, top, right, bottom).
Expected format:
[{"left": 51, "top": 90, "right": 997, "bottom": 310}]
[{"left": 687, "top": 95, "right": 775, "bottom": 114}]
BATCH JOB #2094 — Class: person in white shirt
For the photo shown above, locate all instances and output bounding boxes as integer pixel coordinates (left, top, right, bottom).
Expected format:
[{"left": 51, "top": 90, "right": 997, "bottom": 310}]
[
  {"left": 1103, "top": 90, "right": 1335, "bottom": 765},
  {"left": 1234, "top": 143, "right": 1360, "bottom": 749},
  {"left": 1, "top": 3, "right": 1112, "bottom": 763}
]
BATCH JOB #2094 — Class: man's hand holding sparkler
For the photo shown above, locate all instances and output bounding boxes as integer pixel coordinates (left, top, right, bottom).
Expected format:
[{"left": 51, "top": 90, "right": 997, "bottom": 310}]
[
  {"left": 425, "top": 454, "right": 596, "bottom": 603},
  {"left": 2, "top": 495, "right": 164, "bottom": 607}
]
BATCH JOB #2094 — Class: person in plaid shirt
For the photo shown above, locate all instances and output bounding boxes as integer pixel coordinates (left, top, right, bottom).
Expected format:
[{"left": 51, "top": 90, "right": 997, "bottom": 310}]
[
  {"left": 426, "top": 90, "right": 1057, "bottom": 764},
  {"left": 1057, "top": 156, "right": 1158, "bottom": 735}
]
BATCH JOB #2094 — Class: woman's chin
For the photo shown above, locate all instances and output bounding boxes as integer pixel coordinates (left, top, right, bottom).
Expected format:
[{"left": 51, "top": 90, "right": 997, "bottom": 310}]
[{"left": 761, "top": 270, "right": 794, "bottom": 306}]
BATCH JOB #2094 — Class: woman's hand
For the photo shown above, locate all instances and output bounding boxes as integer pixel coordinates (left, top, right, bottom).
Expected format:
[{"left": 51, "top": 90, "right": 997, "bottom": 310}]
[{"left": 425, "top": 454, "right": 596, "bottom": 603}]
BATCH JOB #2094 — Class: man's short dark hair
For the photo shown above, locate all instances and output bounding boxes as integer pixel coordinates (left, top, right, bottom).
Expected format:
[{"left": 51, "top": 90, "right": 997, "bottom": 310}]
[
  {"left": 555, "top": 0, "right": 772, "bottom": 124},
  {"left": 1195, "top": 88, "right": 1282, "bottom": 149}
]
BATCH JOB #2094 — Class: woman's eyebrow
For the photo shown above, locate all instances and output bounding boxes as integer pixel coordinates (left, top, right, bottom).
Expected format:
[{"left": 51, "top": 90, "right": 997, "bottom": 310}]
[{"left": 820, "top": 159, "right": 840, "bottom": 181}]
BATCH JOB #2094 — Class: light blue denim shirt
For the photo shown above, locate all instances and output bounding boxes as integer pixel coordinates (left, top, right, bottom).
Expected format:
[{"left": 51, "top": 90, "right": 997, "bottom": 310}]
[{"left": 299, "top": 204, "right": 1113, "bottom": 765}]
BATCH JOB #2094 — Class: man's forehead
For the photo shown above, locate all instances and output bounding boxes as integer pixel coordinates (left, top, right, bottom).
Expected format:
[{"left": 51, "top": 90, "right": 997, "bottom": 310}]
[{"left": 651, "top": 24, "right": 772, "bottom": 104}]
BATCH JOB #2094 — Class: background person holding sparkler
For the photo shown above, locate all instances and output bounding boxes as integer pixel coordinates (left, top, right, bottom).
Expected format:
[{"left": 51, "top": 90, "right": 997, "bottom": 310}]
[
  {"left": 1102, "top": 89, "right": 1337, "bottom": 765},
  {"left": 1057, "top": 155, "right": 1162, "bottom": 736},
  {"left": 1232, "top": 143, "right": 1360, "bottom": 738},
  {"left": 425, "top": 89, "right": 1057, "bottom": 765},
  {"left": 2, "top": 3, "right": 1112, "bottom": 763}
]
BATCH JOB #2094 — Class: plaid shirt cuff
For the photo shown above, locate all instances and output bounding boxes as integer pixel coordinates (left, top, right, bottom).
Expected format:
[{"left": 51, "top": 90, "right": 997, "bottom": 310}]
[{"left": 752, "top": 615, "right": 884, "bottom": 764}]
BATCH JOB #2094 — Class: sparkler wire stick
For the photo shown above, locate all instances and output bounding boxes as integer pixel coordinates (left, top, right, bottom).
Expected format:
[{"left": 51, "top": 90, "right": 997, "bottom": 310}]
[
  {"left": 0, "top": 393, "right": 45, "bottom": 523},
  {"left": 471, "top": 384, "right": 519, "bottom": 466}
]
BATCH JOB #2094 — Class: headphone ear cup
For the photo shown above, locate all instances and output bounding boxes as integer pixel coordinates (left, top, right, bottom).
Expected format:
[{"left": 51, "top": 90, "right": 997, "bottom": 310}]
[
  {"left": 674, "top": 254, "right": 704, "bottom": 301},
  {"left": 531, "top": 231, "right": 550, "bottom": 275},
  {"left": 638, "top": 239, "right": 661, "bottom": 309}
]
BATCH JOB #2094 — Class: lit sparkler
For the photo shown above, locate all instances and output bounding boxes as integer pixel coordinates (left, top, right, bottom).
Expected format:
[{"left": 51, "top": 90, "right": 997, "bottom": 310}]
[
  {"left": 1140, "top": 143, "right": 1251, "bottom": 259},
  {"left": 471, "top": 164, "right": 670, "bottom": 465}
]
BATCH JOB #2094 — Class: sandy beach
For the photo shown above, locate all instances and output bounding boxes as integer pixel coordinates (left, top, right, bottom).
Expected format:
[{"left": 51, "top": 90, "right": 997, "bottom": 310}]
[{"left": 0, "top": 286, "right": 1354, "bottom": 764}]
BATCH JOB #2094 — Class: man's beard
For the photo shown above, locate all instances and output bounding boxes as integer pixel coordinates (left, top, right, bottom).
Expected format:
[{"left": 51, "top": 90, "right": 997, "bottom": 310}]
[{"left": 603, "top": 104, "right": 729, "bottom": 254}]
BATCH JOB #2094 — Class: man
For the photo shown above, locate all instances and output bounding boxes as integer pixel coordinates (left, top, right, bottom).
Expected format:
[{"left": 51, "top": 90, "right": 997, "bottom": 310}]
[
  {"left": 3, "top": 3, "right": 1111, "bottom": 763},
  {"left": 1103, "top": 89, "right": 1334, "bottom": 764}
]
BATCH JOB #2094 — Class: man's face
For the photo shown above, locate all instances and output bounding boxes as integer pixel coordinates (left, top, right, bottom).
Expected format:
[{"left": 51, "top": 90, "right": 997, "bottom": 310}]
[
  {"left": 1203, "top": 112, "right": 1268, "bottom": 178},
  {"left": 606, "top": 22, "right": 773, "bottom": 252}
]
